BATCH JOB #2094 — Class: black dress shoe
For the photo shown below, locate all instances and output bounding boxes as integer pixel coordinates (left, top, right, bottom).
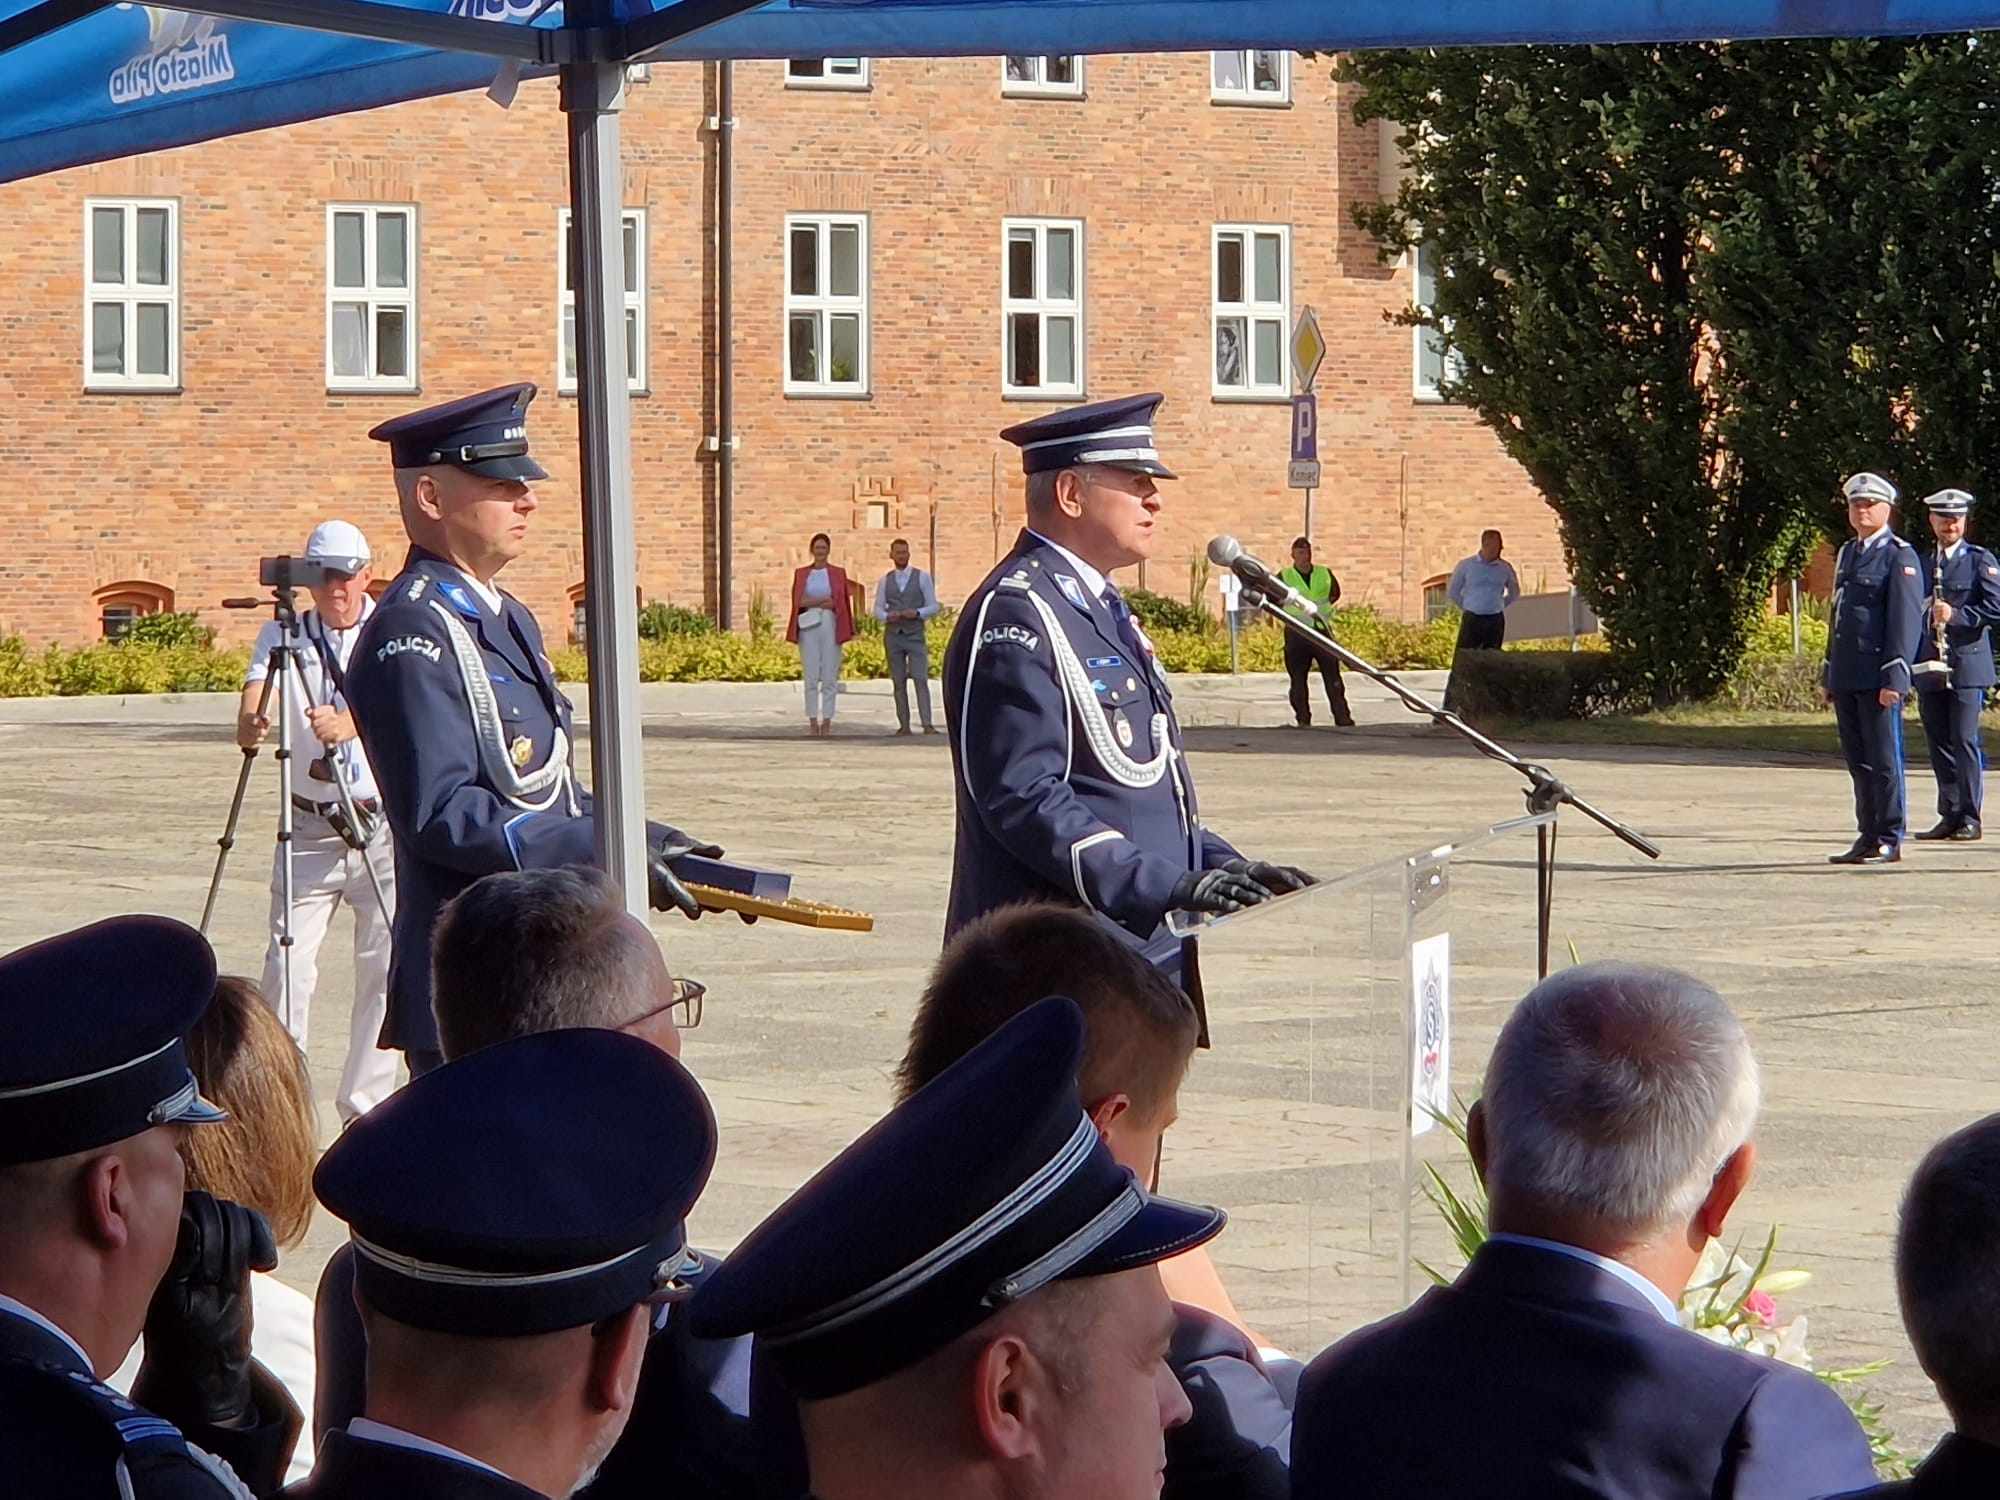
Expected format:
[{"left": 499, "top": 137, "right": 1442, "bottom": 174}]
[
  {"left": 1828, "top": 840, "right": 1873, "bottom": 864},
  {"left": 1858, "top": 841, "right": 1902, "bottom": 864},
  {"left": 1914, "top": 821, "right": 1957, "bottom": 841},
  {"left": 1950, "top": 821, "right": 1983, "bottom": 841}
]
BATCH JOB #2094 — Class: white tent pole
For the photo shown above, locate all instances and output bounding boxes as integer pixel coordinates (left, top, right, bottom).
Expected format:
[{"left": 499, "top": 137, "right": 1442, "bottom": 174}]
[{"left": 561, "top": 57, "right": 647, "bottom": 919}]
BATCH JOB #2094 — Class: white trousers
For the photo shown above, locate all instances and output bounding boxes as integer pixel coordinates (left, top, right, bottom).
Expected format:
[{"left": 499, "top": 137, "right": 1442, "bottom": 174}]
[
  {"left": 798, "top": 616, "right": 842, "bottom": 720},
  {"left": 258, "top": 817, "right": 400, "bottom": 1122}
]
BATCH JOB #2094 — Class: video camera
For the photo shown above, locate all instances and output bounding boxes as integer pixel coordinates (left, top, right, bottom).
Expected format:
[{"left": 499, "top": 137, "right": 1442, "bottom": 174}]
[{"left": 258, "top": 554, "right": 343, "bottom": 591}]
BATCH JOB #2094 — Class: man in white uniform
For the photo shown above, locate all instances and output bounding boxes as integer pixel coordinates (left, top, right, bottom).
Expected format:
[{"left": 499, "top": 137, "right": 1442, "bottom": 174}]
[{"left": 235, "top": 520, "right": 399, "bottom": 1122}]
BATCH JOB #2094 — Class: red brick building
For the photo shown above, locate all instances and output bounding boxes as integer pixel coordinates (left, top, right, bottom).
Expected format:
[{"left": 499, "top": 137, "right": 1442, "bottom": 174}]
[{"left": 0, "top": 49, "right": 1559, "bottom": 646}]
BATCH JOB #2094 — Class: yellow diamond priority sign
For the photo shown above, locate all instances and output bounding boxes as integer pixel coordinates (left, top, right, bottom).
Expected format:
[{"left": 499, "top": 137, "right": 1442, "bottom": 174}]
[{"left": 1290, "top": 306, "right": 1326, "bottom": 393}]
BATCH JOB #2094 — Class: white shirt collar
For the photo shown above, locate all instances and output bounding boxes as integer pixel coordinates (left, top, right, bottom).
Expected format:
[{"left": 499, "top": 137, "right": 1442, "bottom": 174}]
[
  {"left": 448, "top": 567, "right": 504, "bottom": 613},
  {"left": 1857, "top": 527, "right": 1894, "bottom": 552},
  {"left": 890, "top": 565, "right": 914, "bottom": 584},
  {"left": 1486, "top": 1232, "right": 1681, "bottom": 1324},
  {"left": 0, "top": 1293, "right": 94, "bottom": 1370},
  {"left": 1027, "top": 530, "right": 1109, "bottom": 604},
  {"left": 346, "top": 1419, "right": 513, "bottom": 1481},
  {"left": 306, "top": 595, "right": 376, "bottom": 647},
  {"left": 1944, "top": 540, "right": 1965, "bottom": 560}
]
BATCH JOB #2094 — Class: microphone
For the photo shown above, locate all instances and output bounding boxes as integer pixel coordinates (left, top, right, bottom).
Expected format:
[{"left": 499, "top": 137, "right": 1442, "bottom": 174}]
[{"left": 1206, "top": 536, "right": 1323, "bottom": 621}]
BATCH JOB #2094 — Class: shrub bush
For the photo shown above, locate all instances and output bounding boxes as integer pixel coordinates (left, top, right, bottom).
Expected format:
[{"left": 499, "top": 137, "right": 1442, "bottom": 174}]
[
  {"left": 1723, "top": 655, "right": 1829, "bottom": 713},
  {"left": 1125, "top": 588, "right": 1214, "bottom": 636},
  {"left": 1450, "top": 650, "right": 1651, "bottom": 721},
  {"left": 121, "top": 610, "right": 216, "bottom": 649},
  {"left": 637, "top": 601, "right": 717, "bottom": 640}
]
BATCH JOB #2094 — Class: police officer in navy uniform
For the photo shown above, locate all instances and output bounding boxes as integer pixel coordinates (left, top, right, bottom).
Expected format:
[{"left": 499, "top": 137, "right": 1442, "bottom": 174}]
[
  {"left": 1910, "top": 488, "right": 2000, "bottom": 843},
  {"left": 942, "top": 394, "right": 1311, "bottom": 1040},
  {"left": 289, "top": 1027, "right": 717, "bottom": 1500},
  {"left": 0, "top": 917, "right": 301, "bottom": 1498},
  {"left": 345, "top": 384, "right": 719, "bottom": 1075},
  {"left": 1823, "top": 471, "right": 1927, "bottom": 864}
]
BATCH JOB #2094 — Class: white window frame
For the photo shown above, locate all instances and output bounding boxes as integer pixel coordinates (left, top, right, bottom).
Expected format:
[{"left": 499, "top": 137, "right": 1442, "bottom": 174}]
[
  {"left": 1411, "top": 241, "right": 1466, "bottom": 402},
  {"left": 556, "top": 207, "right": 647, "bottom": 395},
  {"left": 1000, "top": 218, "right": 1085, "bottom": 399},
  {"left": 83, "top": 198, "right": 179, "bottom": 392},
  {"left": 1210, "top": 49, "right": 1290, "bottom": 107},
  {"left": 784, "top": 57, "right": 869, "bottom": 90},
  {"left": 1211, "top": 224, "right": 1291, "bottom": 401},
  {"left": 783, "top": 213, "right": 870, "bottom": 397},
  {"left": 325, "top": 203, "right": 418, "bottom": 393},
  {"left": 1002, "top": 54, "right": 1084, "bottom": 98}
]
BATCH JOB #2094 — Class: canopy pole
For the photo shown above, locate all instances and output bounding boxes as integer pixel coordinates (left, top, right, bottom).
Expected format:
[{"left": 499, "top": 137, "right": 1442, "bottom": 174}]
[{"left": 561, "top": 56, "right": 647, "bottom": 919}]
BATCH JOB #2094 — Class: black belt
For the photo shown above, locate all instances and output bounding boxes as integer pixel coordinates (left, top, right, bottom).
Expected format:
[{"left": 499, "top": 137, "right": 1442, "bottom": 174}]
[{"left": 293, "top": 793, "right": 381, "bottom": 820}]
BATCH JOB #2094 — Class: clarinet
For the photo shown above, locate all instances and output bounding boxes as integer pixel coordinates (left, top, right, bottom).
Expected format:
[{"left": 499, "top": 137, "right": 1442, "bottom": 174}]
[{"left": 1915, "top": 548, "right": 1954, "bottom": 690}]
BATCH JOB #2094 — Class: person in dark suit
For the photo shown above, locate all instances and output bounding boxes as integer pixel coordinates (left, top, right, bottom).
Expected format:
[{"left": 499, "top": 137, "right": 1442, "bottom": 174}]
[
  {"left": 942, "top": 394, "right": 1311, "bottom": 1043},
  {"left": 1292, "top": 961, "right": 1877, "bottom": 1500},
  {"left": 0, "top": 917, "right": 300, "bottom": 1498},
  {"left": 311, "top": 867, "right": 767, "bottom": 1500},
  {"left": 286, "top": 1028, "right": 716, "bottom": 1500},
  {"left": 1909, "top": 489, "right": 2000, "bottom": 842},
  {"left": 1823, "top": 470, "right": 1926, "bottom": 864},
  {"left": 896, "top": 902, "right": 1293, "bottom": 1500},
  {"left": 344, "top": 383, "right": 718, "bottom": 1076}
]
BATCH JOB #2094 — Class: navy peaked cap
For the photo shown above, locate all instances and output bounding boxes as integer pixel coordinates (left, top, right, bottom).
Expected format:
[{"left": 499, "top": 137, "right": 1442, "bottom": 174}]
[
  {"left": 1925, "top": 488, "right": 1976, "bottom": 517},
  {"left": 316, "top": 1028, "right": 717, "bottom": 1338},
  {"left": 1843, "top": 471, "right": 1899, "bottom": 506},
  {"left": 367, "top": 382, "right": 550, "bottom": 482},
  {"left": 1000, "top": 393, "right": 1178, "bottom": 479},
  {"left": 0, "top": 916, "right": 227, "bottom": 1166},
  {"left": 688, "top": 997, "right": 1225, "bottom": 1400}
]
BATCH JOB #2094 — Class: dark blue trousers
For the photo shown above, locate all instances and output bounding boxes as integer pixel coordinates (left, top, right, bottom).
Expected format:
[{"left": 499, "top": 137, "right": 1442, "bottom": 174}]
[
  {"left": 1833, "top": 691, "right": 1907, "bottom": 844},
  {"left": 1917, "top": 686, "right": 1986, "bottom": 825}
]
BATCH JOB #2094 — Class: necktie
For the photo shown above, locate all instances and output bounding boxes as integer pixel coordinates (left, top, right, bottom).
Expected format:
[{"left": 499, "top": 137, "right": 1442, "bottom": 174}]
[{"left": 1100, "top": 586, "right": 1147, "bottom": 664}]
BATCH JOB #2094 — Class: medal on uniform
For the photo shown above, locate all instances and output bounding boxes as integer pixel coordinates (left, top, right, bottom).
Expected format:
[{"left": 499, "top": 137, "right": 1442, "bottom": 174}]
[
  {"left": 510, "top": 734, "right": 534, "bottom": 769},
  {"left": 1114, "top": 711, "right": 1134, "bottom": 749}
]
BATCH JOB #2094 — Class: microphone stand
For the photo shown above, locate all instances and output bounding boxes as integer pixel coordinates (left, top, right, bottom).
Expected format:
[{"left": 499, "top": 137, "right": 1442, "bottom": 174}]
[{"left": 1238, "top": 585, "right": 1661, "bottom": 978}]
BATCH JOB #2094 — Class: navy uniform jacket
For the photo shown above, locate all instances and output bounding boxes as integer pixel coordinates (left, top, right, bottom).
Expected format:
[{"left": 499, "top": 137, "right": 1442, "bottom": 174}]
[
  {"left": 1165, "top": 1305, "right": 1292, "bottom": 1500},
  {"left": 943, "top": 531, "right": 1238, "bottom": 953},
  {"left": 0, "top": 1305, "right": 298, "bottom": 1499},
  {"left": 1915, "top": 543, "right": 2000, "bottom": 689},
  {"left": 283, "top": 1429, "right": 538, "bottom": 1500},
  {"left": 1826, "top": 1433, "right": 2000, "bottom": 1498},
  {"left": 1291, "top": 1241, "right": 1876, "bottom": 1500},
  {"left": 1824, "top": 532, "right": 1926, "bottom": 695}
]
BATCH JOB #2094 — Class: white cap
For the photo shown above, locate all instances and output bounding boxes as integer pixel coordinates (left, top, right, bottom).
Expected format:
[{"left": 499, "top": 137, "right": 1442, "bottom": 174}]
[
  {"left": 1843, "top": 472, "right": 1899, "bottom": 506},
  {"left": 304, "top": 520, "right": 372, "bottom": 569}
]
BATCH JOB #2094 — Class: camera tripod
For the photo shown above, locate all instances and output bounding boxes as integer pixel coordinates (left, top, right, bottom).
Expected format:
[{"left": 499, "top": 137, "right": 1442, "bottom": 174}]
[{"left": 199, "top": 580, "right": 389, "bottom": 1020}]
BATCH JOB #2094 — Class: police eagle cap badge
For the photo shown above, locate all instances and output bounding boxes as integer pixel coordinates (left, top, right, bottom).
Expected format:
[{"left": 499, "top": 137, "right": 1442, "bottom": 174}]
[{"left": 509, "top": 735, "right": 534, "bottom": 769}]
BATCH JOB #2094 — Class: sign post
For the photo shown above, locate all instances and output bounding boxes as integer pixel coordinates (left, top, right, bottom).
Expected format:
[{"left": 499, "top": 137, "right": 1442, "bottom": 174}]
[
  {"left": 1289, "top": 307, "right": 1326, "bottom": 534},
  {"left": 1217, "top": 570, "right": 1242, "bottom": 674}
]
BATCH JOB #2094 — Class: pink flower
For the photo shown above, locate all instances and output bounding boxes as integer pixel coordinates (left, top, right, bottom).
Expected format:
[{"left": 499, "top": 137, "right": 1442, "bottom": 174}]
[{"left": 1744, "top": 1290, "right": 1778, "bottom": 1327}]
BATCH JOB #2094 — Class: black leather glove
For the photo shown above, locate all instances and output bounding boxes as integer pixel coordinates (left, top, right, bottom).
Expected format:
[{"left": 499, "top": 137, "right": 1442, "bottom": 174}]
[
  {"left": 132, "top": 1191, "right": 275, "bottom": 1430},
  {"left": 1226, "top": 858, "right": 1316, "bottom": 895},
  {"left": 648, "top": 858, "right": 704, "bottom": 920},
  {"left": 648, "top": 823, "right": 724, "bottom": 864},
  {"left": 1169, "top": 866, "right": 1275, "bottom": 916}
]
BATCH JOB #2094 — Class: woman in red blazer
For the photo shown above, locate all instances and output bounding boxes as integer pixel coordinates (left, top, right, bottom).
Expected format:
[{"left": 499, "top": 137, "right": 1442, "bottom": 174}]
[{"left": 786, "top": 532, "right": 855, "bottom": 737}]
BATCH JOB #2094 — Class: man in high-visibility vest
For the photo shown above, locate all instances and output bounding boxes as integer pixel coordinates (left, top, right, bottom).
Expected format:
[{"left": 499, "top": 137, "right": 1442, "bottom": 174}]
[{"left": 1277, "top": 537, "right": 1354, "bottom": 728}]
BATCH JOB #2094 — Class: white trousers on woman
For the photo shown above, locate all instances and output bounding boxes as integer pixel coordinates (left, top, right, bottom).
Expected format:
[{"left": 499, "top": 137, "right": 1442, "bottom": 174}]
[{"left": 798, "top": 615, "right": 842, "bottom": 720}]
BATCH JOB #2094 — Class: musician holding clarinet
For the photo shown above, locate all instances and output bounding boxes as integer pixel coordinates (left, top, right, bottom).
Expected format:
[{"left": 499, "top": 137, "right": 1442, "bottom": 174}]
[{"left": 1911, "top": 488, "right": 2000, "bottom": 843}]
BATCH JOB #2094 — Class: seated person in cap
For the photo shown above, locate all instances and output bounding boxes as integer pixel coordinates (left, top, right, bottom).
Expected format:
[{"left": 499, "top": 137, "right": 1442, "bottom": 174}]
[
  {"left": 944, "top": 393, "right": 1311, "bottom": 1043},
  {"left": 689, "top": 996, "right": 1226, "bottom": 1500},
  {"left": 898, "top": 901, "right": 1294, "bottom": 1500},
  {"left": 345, "top": 383, "right": 721, "bottom": 1076},
  {"left": 289, "top": 1027, "right": 716, "bottom": 1500},
  {"left": 0, "top": 917, "right": 301, "bottom": 1499},
  {"left": 312, "top": 866, "right": 763, "bottom": 1500}
]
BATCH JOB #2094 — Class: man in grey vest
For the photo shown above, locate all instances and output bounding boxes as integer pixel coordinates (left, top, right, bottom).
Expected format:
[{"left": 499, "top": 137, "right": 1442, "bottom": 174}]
[{"left": 874, "top": 537, "right": 942, "bottom": 735}]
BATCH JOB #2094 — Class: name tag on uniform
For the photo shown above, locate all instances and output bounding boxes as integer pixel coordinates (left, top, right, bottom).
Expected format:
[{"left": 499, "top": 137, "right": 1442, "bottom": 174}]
[{"left": 1086, "top": 656, "right": 1122, "bottom": 669}]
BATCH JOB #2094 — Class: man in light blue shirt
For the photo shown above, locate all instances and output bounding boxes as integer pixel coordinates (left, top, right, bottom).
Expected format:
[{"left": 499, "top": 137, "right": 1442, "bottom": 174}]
[
  {"left": 873, "top": 537, "right": 943, "bottom": 735},
  {"left": 1443, "top": 528, "right": 1521, "bottom": 711}
]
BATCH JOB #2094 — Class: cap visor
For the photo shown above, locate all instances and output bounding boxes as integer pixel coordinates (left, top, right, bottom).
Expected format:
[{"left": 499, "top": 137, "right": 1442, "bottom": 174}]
[
  {"left": 173, "top": 1091, "right": 230, "bottom": 1127},
  {"left": 1104, "top": 458, "right": 1177, "bottom": 480},
  {"left": 1075, "top": 1193, "right": 1225, "bottom": 1277},
  {"left": 465, "top": 454, "right": 550, "bottom": 482}
]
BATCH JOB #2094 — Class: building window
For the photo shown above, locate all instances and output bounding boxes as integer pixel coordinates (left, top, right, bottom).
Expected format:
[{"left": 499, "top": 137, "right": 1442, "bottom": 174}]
[
  {"left": 1001, "top": 219, "right": 1084, "bottom": 398},
  {"left": 1422, "top": 574, "right": 1453, "bottom": 622},
  {"left": 1212, "top": 224, "right": 1290, "bottom": 399},
  {"left": 568, "top": 583, "right": 588, "bottom": 645},
  {"left": 558, "top": 208, "right": 646, "bottom": 394},
  {"left": 84, "top": 199, "right": 178, "bottom": 391},
  {"left": 1003, "top": 55, "right": 1082, "bottom": 97},
  {"left": 94, "top": 581, "right": 174, "bottom": 639},
  {"left": 1412, "top": 242, "right": 1466, "bottom": 402},
  {"left": 785, "top": 57, "right": 868, "bottom": 90},
  {"left": 785, "top": 215, "right": 868, "bottom": 396},
  {"left": 1212, "top": 50, "right": 1289, "bottom": 106},
  {"left": 327, "top": 204, "right": 417, "bottom": 392}
]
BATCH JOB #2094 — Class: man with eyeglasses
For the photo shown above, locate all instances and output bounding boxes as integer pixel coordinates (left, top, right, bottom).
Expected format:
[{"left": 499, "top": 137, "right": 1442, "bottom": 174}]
[
  {"left": 289, "top": 1027, "right": 716, "bottom": 1500},
  {"left": 310, "top": 867, "right": 753, "bottom": 1500}
]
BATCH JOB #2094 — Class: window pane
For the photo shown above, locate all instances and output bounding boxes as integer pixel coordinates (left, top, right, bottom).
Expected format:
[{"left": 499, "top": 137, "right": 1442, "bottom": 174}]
[
  {"left": 561, "top": 218, "right": 574, "bottom": 295},
  {"left": 788, "top": 312, "right": 820, "bottom": 383},
  {"left": 789, "top": 58, "right": 826, "bottom": 78},
  {"left": 1046, "top": 228, "right": 1075, "bottom": 300},
  {"left": 1217, "top": 235, "right": 1244, "bottom": 304},
  {"left": 1253, "top": 234, "right": 1282, "bottom": 304},
  {"left": 1046, "top": 55, "right": 1075, "bottom": 84},
  {"left": 790, "top": 226, "right": 818, "bottom": 296},
  {"left": 1419, "top": 328, "right": 1447, "bottom": 390},
  {"left": 1047, "top": 316, "right": 1076, "bottom": 386},
  {"left": 135, "top": 208, "right": 169, "bottom": 286},
  {"left": 331, "top": 302, "right": 368, "bottom": 378},
  {"left": 333, "top": 213, "right": 365, "bottom": 288},
  {"left": 829, "top": 224, "right": 861, "bottom": 298},
  {"left": 1005, "top": 55, "right": 1033, "bottom": 82},
  {"left": 376, "top": 306, "right": 408, "bottom": 379},
  {"left": 828, "top": 313, "right": 861, "bottom": 384},
  {"left": 1414, "top": 242, "right": 1436, "bottom": 305},
  {"left": 136, "top": 302, "right": 169, "bottom": 375},
  {"left": 376, "top": 212, "right": 408, "bottom": 289},
  {"left": 1008, "top": 313, "right": 1040, "bottom": 388},
  {"left": 90, "top": 302, "right": 124, "bottom": 373},
  {"left": 562, "top": 308, "right": 577, "bottom": 381},
  {"left": 1007, "top": 230, "right": 1036, "bottom": 301},
  {"left": 91, "top": 208, "right": 124, "bottom": 284},
  {"left": 1252, "top": 50, "right": 1283, "bottom": 93},
  {"left": 1253, "top": 319, "right": 1281, "bottom": 387},
  {"left": 1213, "top": 51, "right": 1245, "bottom": 92},
  {"left": 625, "top": 306, "right": 640, "bottom": 381},
  {"left": 1215, "top": 317, "right": 1246, "bottom": 387},
  {"left": 623, "top": 218, "right": 640, "bottom": 296},
  {"left": 829, "top": 57, "right": 862, "bottom": 77}
]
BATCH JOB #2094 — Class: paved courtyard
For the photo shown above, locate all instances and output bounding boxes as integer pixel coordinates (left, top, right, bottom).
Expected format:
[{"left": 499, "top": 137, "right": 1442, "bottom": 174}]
[{"left": 2, "top": 667, "right": 1988, "bottom": 1454}]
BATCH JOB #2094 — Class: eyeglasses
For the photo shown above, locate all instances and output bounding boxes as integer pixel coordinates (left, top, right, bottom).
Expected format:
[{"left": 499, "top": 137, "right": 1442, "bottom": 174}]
[{"left": 618, "top": 976, "right": 705, "bottom": 1036}]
